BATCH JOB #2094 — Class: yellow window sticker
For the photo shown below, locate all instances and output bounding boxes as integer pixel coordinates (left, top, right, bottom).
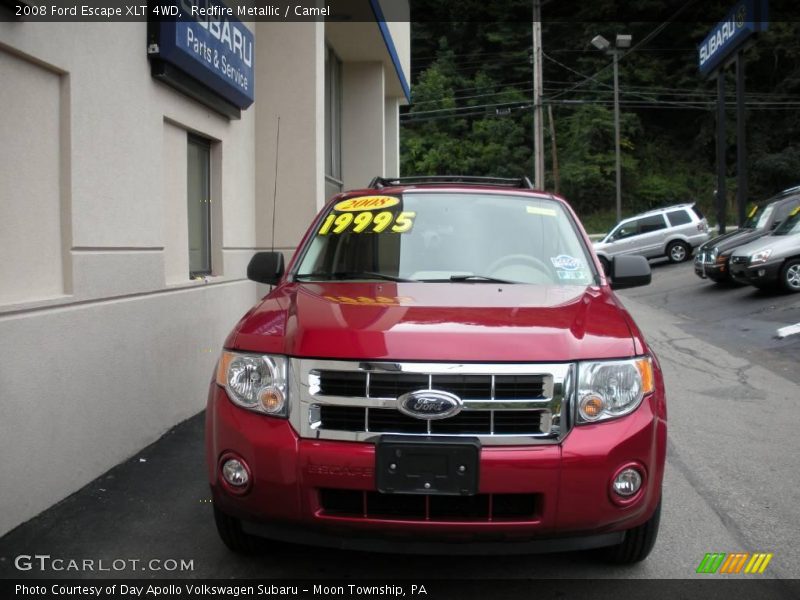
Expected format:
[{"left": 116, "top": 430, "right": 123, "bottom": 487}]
[
  {"left": 318, "top": 211, "right": 416, "bottom": 235},
  {"left": 748, "top": 205, "right": 758, "bottom": 218},
  {"left": 334, "top": 196, "right": 400, "bottom": 212},
  {"left": 790, "top": 205, "right": 800, "bottom": 217},
  {"left": 526, "top": 205, "right": 557, "bottom": 217}
]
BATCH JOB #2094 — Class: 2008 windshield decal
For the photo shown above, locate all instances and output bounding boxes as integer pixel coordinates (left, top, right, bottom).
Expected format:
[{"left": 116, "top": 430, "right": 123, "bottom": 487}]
[{"left": 318, "top": 211, "right": 416, "bottom": 235}]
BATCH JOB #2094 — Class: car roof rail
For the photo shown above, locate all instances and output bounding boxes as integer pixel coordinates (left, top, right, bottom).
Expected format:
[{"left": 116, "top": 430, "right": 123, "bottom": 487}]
[{"left": 367, "top": 175, "right": 536, "bottom": 190}]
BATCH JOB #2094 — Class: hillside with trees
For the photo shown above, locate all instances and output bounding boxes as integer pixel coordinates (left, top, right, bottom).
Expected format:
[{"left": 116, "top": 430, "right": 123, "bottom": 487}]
[{"left": 400, "top": 0, "right": 800, "bottom": 230}]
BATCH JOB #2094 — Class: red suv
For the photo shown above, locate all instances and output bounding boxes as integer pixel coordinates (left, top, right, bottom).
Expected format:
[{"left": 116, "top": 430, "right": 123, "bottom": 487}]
[{"left": 206, "top": 176, "right": 667, "bottom": 563}]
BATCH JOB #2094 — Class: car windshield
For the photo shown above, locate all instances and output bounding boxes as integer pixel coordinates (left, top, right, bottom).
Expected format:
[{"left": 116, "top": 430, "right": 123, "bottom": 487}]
[
  {"left": 294, "top": 192, "right": 596, "bottom": 286},
  {"left": 773, "top": 208, "right": 800, "bottom": 236},
  {"left": 742, "top": 203, "right": 773, "bottom": 229}
]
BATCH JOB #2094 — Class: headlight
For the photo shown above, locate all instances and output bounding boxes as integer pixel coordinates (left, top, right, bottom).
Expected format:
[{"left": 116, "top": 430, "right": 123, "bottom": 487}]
[
  {"left": 750, "top": 248, "right": 773, "bottom": 265},
  {"left": 577, "top": 357, "right": 654, "bottom": 423},
  {"left": 215, "top": 351, "right": 289, "bottom": 417},
  {"left": 708, "top": 247, "right": 719, "bottom": 261}
]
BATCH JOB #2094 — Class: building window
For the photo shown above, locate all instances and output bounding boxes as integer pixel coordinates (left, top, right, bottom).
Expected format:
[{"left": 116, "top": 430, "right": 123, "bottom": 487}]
[
  {"left": 187, "top": 134, "right": 212, "bottom": 276},
  {"left": 325, "top": 45, "right": 342, "bottom": 198}
]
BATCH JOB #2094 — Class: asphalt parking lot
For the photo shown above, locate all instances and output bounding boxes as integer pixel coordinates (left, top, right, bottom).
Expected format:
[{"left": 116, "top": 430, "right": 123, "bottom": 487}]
[
  {"left": 622, "top": 258, "right": 800, "bottom": 385},
  {"left": 1, "top": 259, "right": 798, "bottom": 593}
]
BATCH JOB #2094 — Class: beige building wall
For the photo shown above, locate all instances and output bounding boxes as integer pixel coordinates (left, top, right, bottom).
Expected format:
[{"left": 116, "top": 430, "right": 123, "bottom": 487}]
[
  {"left": 341, "top": 62, "right": 386, "bottom": 190},
  {"left": 0, "top": 48, "right": 67, "bottom": 305},
  {"left": 0, "top": 13, "right": 408, "bottom": 537},
  {"left": 254, "top": 22, "right": 326, "bottom": 254},
  {"left": 385, "top": 97, "right": 401, "bottom": 178}
]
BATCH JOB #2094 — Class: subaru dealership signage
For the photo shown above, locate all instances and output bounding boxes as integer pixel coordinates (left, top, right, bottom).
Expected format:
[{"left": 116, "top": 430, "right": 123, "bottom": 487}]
[
  {"left": 698, "top": 0, "right": 768, "bottom": 77},
  {"left": 150, "top": 0, "right": 255, "bottom": 109}
]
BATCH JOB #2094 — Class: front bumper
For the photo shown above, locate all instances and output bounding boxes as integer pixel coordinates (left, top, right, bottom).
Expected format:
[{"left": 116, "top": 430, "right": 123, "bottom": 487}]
[
  {"left": 729, "top": 259, "right": 782, "bottom": 285},
  {"left": 206, "top": 383, "right": 667, "bottom": 551},
  {"left": 694, "top": 258, "right": 729, "bottom": 281}
]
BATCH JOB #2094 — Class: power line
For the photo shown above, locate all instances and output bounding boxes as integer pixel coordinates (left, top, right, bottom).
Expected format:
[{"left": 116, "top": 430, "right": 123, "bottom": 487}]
[
  {"left": 545, "top": 0, "right": 698, "bottom": 103},
  {"left": 401, "top": 95, "right": 800, "bottom": 124},
  {"left": 407, "top": 82, "right": 800, "bottom": 114}
]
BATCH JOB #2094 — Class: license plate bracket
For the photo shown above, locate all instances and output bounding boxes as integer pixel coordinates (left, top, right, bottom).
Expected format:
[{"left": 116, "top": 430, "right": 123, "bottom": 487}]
[{"left": 376, "top": 436, "right": 480, "bottom": 496}]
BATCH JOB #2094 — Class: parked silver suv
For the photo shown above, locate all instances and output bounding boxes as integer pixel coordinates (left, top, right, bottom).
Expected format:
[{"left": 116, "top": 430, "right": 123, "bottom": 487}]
[
  {"left": 729, "top": 206, "right": 800, "bottom": 292},
  {"left": 594, "top": 204, "right": 709, "bottom": 272}
]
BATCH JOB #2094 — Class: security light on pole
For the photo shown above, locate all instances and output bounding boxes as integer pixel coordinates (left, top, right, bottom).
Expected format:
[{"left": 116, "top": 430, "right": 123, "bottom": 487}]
[
  {"left": 591, "top": 35, "right": 610, "bottom": 51},
  {"left": 591, "top": 33, "right": 631, "bottom": 223}
]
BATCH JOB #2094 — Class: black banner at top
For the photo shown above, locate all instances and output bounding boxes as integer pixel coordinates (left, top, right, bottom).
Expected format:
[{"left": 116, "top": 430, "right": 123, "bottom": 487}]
[{"left": 3, "top": 0, "right": 800, "bottom": 23}]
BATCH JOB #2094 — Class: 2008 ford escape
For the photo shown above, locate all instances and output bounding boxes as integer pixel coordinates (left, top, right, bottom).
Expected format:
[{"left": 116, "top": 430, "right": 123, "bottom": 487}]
[{"left": 206, "top": 176, "right": 666, "bottom": 563}]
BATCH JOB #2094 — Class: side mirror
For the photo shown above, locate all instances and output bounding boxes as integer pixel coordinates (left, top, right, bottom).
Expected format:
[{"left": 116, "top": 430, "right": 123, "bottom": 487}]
[
  {"left": 609, "top": 255, "right": 651, "bottom": 289},
  {"left": 247, "top": 252, "right": 285, "bottom": 286}
]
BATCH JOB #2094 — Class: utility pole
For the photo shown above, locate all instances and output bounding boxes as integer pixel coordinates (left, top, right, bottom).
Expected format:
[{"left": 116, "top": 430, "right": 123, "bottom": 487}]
[
  {"left": 548, "top": 104, "right": 560, "bottom": 194},
  {"left": 736, "top": 52, "right": 747, "bottom": 227},
  {"left": 716, "top": 72, "right": 727, "bottom": 234},
  {"left": 532, "top": 0, "right": 545, "bottom": 189},
  {"left": 612, "top": 49, "right": 622, "bottom": 224},
  {"left": 592, "top": 34, "right": 630, "bottom": 223}
]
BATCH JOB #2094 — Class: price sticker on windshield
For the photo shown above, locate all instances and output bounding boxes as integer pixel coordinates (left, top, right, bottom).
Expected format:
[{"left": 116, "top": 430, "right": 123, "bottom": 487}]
[
  {"left": 318, "top": 196, "right": 415, "bottom": 235},
  {"left": 748, "top": 205, "right": 758, "bottom": 218},
  {"left": 790, "top": 205, "right": 800, "bottom": 217},
  {"left": 318, "top": 211, "right": 416, "bottom": 235}
]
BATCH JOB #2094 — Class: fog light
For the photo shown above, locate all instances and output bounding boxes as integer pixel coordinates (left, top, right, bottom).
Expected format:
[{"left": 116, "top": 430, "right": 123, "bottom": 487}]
[
  {"left": 579, "top": 394, "right": 606, "bottom": 421},
  {"left": 613, "top": 468, "right": 642, "bottom": 497},
  {"left": 758, "top": 269, "right": 766, "bottom": 277},
  {"left": 222, "top": 458, "right": 249, "bottom": 488}
]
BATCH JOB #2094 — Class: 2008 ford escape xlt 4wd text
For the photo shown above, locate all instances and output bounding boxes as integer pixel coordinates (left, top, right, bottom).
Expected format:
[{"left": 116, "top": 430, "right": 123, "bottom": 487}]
[{"left": 206, "top": 176, "right": 667, "bottom": 563}]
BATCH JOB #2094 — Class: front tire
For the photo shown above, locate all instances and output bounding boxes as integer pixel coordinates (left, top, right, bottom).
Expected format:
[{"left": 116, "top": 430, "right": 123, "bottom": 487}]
[
  {"left": 602, "top": 499, "right": 661, "bottom": 564},
  {"left": 213, "top": 504, "right": 261, "bottom": 554},
  {"left": 667, "top": 241, "right": 690, "bottom": 263},
  {"left": 780, "top": 258, "right": 800, "bottom": 293}
]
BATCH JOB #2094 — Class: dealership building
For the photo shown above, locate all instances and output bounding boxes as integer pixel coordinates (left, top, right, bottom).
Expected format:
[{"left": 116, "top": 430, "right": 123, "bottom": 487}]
[{"left": 0, "top": 3, "right": 409, "bottom": 536}]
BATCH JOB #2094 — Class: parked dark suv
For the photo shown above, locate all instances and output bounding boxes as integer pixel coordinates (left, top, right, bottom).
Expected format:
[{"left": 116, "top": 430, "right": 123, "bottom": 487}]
[{"left": 694, "top": 188, "right": 800, "bottom": 283}]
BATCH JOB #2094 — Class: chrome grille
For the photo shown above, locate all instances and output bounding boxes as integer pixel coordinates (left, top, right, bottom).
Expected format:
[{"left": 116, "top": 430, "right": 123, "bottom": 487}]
[
  {"left": 696, "top": 250, "right": 716, "bottom": 264},
  {"left": 317, "top": 371, "right": 546, "bottom": 400},
  {"left": 290, "top": 359, "right": 573, "bottom": 446},
  {"left": 318, "top": 405, "right": 542, "bottom": 435}
]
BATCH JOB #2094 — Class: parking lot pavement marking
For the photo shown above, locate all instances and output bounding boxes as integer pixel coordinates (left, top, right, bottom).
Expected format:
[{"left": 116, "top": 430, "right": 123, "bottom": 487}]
[{"left": 776, "top": 323, "right": 800, "bottom": 339}]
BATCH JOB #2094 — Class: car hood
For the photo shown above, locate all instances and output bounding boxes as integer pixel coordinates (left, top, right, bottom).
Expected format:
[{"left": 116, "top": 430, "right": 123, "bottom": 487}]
[
  {"left": 230, "top": 282, "right": 638, "bottom": 362},
  {"left": 699, "top": 228, "right": 766, "bottom": 254},
  {"left": 732, "top": 232, "right": 800, "bottom": 258},
  {"left": 592, "top": 239, "right": 611, "bottom": 252}
]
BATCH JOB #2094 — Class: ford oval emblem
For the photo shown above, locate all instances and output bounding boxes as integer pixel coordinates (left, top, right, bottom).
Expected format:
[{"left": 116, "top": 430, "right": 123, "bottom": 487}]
[{"left": 397, "top": 389, "right": 463, "bottom": 420}]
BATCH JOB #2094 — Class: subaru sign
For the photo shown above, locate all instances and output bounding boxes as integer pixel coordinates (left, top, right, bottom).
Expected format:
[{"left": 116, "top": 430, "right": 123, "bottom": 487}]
[
  {"left": 698, "top": 0, "right": 768, "bottom": 78},
  {"left": 151, "top": 0, "right": 255, "bottom": 109}
]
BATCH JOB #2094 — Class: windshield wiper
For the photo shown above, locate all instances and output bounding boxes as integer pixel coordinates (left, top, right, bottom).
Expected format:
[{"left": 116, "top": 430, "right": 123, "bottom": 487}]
[
  {"left": 450, "top": 274, "right": 517, "bottom": 283},
  {"left": 295, "top": 271, "right": 414, "bottom": 282}
]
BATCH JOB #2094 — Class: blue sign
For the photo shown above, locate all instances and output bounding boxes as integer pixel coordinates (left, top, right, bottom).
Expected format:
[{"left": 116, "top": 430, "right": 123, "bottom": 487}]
[
  {"left": 155, "top": 0, "right": 255, "bottom": 109},
  {"left": 698, "top": 0, "right": 768, "bottom": 77}
]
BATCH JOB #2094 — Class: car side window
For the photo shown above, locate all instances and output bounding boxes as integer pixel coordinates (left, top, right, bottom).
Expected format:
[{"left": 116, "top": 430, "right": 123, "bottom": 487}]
[
  {"left": 639, "top": 214, "right": 667, "bottom": 233},
  {"left": 613, "top": 222, "right": 639, "bottom": 240},
  {"left": 666, "top": 210, "right": 692, "bottom": 226}
]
